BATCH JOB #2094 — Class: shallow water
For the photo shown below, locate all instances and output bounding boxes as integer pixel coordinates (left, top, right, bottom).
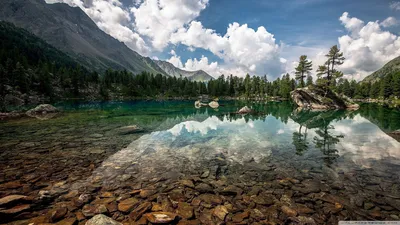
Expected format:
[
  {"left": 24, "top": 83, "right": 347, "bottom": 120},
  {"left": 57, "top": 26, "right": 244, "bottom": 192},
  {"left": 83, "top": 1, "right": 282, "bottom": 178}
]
[{"left": 0, "top": 101, "right": 400, "bottom": 224}]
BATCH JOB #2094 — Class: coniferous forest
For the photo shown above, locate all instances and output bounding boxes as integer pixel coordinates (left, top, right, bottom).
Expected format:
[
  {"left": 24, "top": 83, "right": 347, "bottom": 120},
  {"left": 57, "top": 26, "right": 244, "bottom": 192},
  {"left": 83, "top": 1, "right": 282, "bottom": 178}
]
[{"left": 1, "top": 21, "right": 400, "bottom": 112}]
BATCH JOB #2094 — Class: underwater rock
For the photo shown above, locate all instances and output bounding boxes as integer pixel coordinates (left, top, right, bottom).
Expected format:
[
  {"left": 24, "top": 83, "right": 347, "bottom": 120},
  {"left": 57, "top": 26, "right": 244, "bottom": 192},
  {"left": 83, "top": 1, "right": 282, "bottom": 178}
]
[
  {"left": 26, "top": 104, "right": 58, "bottom": 117},
  {"left": 56, "top": 217, "right": 76, "bottom": 225},
  {"left": 200, "top": 170, "right": 210, "bottom": 178},
  {"left": 0, "top": 204, "right": 30, "bottom": 214},
  {"left": 180, "top": 179, "right": 195, "bottom": 188},
  {"left": 129, "top": 201, "right": 152, "bottom": 221},
  {"left": 116, "top": 125, "right": 143, "bottom": 135},
  {"left": 213, "top": 205, "right": 228, "bottom": 220},
  {"left": 117, "top": 198, "right": 139, "bottom": 212},
  {"left": 232, "top": 211, "right": 250, "bottom": 223},
  {"left": 220, "top": 185, "right": 243, "bottom": 196},
  {"left": 281, "top": 205, "right": 298, "bottom": 217},
  {"left": 48, "top": 207, "right": 68, "bottom": 222},
  {"left": 86, "top": 214, "right": 122, "bottom": 225},
  {"left": 238, "top": 106, "right": 252, "bottom": 114},
  {"left": 176, "top": 202, "right": 194, "bottom": 219},
  {"left": 195, "top": 183, "right": 213, "bottom": 193},
  {"left": 0, "top": 195, "right": 27, "bottom": 207},
  {"left": 144, "top": 212, "right": 178, "bottom": 223}
]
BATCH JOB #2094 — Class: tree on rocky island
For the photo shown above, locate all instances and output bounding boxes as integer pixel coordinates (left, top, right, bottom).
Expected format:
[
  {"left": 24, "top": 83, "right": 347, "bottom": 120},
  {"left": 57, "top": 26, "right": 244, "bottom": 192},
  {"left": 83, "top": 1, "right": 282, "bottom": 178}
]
[
  {"left": 295, "top": 55, "right": 313, "bottom": 88},
  {"left": 316, "top": 45, "right": 345, "bottom": 90},
  {"left": 306, "top": 75, "right": 313, "bottom": 86}
]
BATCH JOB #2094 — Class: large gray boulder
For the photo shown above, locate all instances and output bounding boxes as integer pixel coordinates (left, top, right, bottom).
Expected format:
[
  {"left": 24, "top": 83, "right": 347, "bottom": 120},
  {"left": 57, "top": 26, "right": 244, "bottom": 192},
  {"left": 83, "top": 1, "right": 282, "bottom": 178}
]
[
  {"left": 26, "top": 104, "right": 58, "bottom": 116},
  {"left": 291, "top": 86, "right": 359, "bottom": 110},
  {"left": 86, "top": 214, "right": 122, "bottom": 225}
]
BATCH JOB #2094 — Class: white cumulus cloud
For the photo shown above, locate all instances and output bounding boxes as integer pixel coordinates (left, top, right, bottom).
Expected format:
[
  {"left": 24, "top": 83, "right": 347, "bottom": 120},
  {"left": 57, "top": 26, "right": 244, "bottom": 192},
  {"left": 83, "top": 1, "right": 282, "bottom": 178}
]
[
  {"left": 380, "top": 17, "right": 398, "bottom": 27},
  {"left": 170, "top": 21, "right": 285, "bottom": 77},
  {"left": 390, "top": 1, "right": 400, "bottom": 10},
  {"left": 338, "top": 12, "right": 400, "bottom": 80},
  {"left": 131, "top": 0, "right": 209, "bottom": 51}
]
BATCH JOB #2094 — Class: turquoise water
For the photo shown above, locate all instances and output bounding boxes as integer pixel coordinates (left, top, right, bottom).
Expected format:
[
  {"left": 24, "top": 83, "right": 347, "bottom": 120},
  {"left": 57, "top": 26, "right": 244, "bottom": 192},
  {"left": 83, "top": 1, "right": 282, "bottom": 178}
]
[{"left": 1, "top": 101, "right": 400, "bottom": 223}]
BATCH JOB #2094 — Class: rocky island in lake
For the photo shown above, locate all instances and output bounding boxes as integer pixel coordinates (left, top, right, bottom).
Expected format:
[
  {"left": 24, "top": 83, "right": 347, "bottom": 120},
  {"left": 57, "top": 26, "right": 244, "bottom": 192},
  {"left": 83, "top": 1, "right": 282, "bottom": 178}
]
[{"left": 291, "top": 85, "right": 359, "bottom": 110}]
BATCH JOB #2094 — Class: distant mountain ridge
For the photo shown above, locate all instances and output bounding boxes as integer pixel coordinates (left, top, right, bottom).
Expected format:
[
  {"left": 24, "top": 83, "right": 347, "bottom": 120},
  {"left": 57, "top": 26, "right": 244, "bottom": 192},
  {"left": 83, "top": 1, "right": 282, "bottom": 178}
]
[
  {"left": 0, "top": 0, "right": 215, "bottom": 82},
  {"left": 155, "top": 60, "right": 214, "bottom": 81},
  {"left": 362, "top": 56, "right": 400, "bottom": 83},
  {"left": 0, "top": 0, "right": 167, "bottom": 75}
]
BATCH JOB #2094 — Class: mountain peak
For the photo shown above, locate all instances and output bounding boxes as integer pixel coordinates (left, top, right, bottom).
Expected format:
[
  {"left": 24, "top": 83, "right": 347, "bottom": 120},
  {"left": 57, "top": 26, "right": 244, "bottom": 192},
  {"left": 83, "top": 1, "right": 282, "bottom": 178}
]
[
  {"left": 0, "top": 0, "right": 167, "bottom": 76},
  {"left": 154, "top": 60, "right": 214, "bottom": 81}
]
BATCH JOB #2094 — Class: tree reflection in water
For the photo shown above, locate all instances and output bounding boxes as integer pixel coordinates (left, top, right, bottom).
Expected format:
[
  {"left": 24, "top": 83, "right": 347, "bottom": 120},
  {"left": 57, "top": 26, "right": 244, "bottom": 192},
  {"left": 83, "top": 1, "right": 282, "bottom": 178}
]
[{"left": 291, "top": 108, "right": 350, "bottom": 165}]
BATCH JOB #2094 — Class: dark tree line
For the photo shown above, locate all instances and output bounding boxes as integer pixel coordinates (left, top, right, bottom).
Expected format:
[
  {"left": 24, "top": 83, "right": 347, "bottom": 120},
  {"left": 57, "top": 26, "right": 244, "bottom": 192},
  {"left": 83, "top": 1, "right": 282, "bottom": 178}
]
[{"left": 334, "top": 72, "right": 400, "bottom": 99}]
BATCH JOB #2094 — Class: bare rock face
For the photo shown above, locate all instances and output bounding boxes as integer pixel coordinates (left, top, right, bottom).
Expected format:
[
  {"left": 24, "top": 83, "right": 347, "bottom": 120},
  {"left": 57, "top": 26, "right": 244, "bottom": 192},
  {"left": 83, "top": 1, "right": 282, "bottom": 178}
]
[
  {"left": 290, "top": 86, "right": 359, "bottom": 110},
  {"left": 26, "top": 104, "right": 59, "bottom": 118},
  {"left": 238, "top": 106, "right": 252, "bottom": 114}
]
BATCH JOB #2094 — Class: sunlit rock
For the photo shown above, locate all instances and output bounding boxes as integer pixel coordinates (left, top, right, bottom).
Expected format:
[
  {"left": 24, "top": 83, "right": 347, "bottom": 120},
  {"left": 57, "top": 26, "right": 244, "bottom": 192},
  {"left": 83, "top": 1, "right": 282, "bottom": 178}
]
[
  {"left": 291, "top": 86, "right": 359, "bottom": 109},
  {"left": 208, "top": 101, "right": 219, "bottom": 108}
]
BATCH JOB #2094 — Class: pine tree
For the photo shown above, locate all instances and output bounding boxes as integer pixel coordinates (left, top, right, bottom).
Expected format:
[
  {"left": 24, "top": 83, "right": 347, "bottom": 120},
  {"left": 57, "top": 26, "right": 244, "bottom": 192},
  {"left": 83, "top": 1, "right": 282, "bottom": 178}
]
[
  {"left": 380, "top": 74, "right": 393, "bottom": 98},
  {"left": 244, "top": 74, "right": 251, "bottom": 99},
  {"left": 306, "top": 75, "right": 313, "bottom": 86},
  {"left": 392, "top": 72, "right": 400, "bottom": 98},
  {"left": 317, "top": 45, "right": 345, "bottom": 89},
  {"left": 295, "top": 55, "right": 313, "bottom": 87}
]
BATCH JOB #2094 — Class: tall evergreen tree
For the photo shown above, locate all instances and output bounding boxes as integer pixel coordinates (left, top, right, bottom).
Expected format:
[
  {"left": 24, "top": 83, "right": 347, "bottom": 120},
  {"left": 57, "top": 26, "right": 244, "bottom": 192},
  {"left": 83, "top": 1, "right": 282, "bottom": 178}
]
[
  {"left": 295, "top": 55, "right": 313, "bottom": 87},
  {"left": 317, "top": 45, "right": 345, "bottom": 89},
  {"left": 306, "top": 75, "right": 313, "bottom": 86}
]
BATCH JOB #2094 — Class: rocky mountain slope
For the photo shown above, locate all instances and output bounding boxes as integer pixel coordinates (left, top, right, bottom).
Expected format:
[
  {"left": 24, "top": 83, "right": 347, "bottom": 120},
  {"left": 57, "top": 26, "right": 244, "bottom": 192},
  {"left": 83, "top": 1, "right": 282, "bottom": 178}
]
[
  {"left": 363, "top": 56, "right": 400, "bottom": 83},
  {"left": 155, "top": 60, "right": 214, "bottom": 81},
  {"left": 0, "top": 0, "right": 168, "bottom": 76}
]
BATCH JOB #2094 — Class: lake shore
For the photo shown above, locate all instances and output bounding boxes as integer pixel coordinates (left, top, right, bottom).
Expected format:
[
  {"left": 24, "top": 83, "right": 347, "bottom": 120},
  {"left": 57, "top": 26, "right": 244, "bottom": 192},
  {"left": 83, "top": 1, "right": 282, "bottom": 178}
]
[{"left": 0, "top": 101, "right": 399, "bottom": 224}]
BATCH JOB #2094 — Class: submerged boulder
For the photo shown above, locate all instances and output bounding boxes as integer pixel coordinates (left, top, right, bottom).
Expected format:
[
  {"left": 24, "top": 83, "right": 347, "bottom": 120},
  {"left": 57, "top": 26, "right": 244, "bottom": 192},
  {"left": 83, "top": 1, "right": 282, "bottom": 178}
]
[
  {"left": 116, "top": 125, "right": 144, "bottom": 135},
  {"left": 26, "top": 104, "right": 58, "bottom": 116},
  {"left": 290, "top": 86, "right": 359, "bottom": 110},
  {"left": 238, "top": 106, "right": 252, "bottom": 114},
  {"left": 86, "top": 214, "right": 121, "bottom": 225},
  {"left": 26, "top": 104, "right": 59, "bottom": 120}
]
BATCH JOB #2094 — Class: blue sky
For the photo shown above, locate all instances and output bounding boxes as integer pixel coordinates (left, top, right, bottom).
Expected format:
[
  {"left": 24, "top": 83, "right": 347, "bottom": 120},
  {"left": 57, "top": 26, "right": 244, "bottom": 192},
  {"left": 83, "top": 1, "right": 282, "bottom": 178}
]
[
  {"left": 170, "top": 0, "right": 399, "bottom": 72},
  {"left": 47, "top": 0, "right": 400, "bottom": 80}
]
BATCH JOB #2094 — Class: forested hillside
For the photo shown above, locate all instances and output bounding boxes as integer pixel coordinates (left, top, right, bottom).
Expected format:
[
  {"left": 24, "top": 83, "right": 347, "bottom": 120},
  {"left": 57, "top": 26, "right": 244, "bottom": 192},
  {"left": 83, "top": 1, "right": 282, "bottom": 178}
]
[
  {"left": 0, "top": 21, "right": 98, "bottom": 110},
  {"left": 334, "top": 71, "right": 400, "bottom": 99},
  {"left": 363, "top": 56, "right": 400, "bottom": 83},
  {"left": 0, "top": 0, "right": 168, "bottom": 76}
]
